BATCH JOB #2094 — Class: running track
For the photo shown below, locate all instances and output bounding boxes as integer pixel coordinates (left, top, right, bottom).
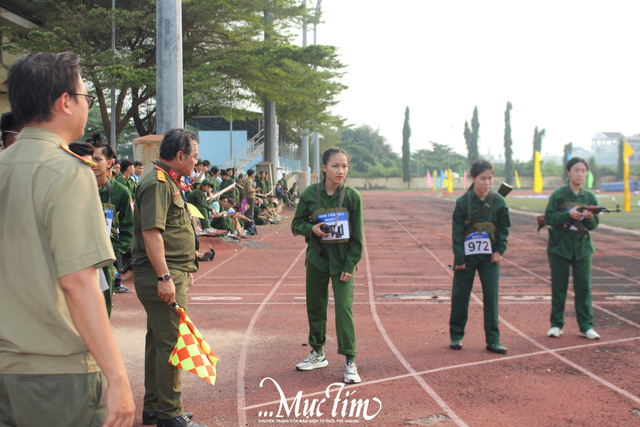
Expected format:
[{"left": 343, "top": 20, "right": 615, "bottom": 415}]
[{"left": 112, "top": 191, "right": 640, "bottom": 426}]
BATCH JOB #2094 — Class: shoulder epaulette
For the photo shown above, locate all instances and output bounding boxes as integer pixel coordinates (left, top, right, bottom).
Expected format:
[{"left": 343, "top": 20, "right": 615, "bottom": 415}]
[
  {"left": 157, "top": 170, "right": 167, "bottom": 182},
  {"left": 59, "top": 143, "right": 97, "bottom": 167}
]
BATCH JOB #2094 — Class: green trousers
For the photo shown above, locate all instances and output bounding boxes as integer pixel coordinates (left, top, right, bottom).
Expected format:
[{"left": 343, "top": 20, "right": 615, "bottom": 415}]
[
  {"left": 305, "top": 261, "right": 356, "bottom": 357},
  {"left": 211, "top": 215, "right": 233, "bottom": 231},
  {"left": 0, "top": 372, "right": 106, "bottom": 427},
  {"left": 449, "top": 256, "right": 501, "bottom": 345},
  {"left": 135, "top": 268, "right": 190, "bottom": 420},
  {"left": 548, "top": 252, "right": 593, "bottom": 332},
  {"left": 102, "top": 264, "right": 115, "bottom": 317}
]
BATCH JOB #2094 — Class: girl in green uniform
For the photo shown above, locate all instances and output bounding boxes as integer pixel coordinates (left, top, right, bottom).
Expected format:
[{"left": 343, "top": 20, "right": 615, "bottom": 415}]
[
  {"left": 544, "top": 157, "right": 600, "bottom": 340},
  {"left": 292, "top": 148, "right": 364, "bottom": 383},
  {"left": 449, "top": 160, "right": 511, "bottom": 354}
]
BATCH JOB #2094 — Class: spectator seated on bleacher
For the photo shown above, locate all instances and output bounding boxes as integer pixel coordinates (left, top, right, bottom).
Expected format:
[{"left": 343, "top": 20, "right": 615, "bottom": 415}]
[{"left": 275, "top": 180, "right": 295, "bottom": 208}]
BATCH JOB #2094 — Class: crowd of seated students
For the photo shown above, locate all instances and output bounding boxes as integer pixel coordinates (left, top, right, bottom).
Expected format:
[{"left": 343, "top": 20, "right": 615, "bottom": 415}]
[{"left": 180, "top": 162, "right": 304, "bottom": 240}]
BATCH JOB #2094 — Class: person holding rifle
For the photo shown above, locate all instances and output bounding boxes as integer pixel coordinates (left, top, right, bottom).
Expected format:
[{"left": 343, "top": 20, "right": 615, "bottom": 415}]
[
  {"left": 449, "top": 160, "right": 511, "bottom": 354},
  {"left": 544, "top": 157, "right": 601, "bottom": 340}
]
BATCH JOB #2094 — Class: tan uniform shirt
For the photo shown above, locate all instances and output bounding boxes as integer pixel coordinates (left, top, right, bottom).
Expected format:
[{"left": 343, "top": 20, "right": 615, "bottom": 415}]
[
  {"left": 0, "top": 127, "right": 115, "bottom": 374},
  {"left": 131, "top": 161, "right": 198, "bottom": 273}
]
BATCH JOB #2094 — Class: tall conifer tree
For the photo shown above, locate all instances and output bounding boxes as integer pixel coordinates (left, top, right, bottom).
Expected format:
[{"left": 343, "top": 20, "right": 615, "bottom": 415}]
[
  {"left": 532, "top": 126, "right": 545, "bottom": 160},
  {"left": 402, "top": 106, "right": 411, "bottom": 183},
  {"left": 503, "top": 102, "right": 514, "bottom": 185},
  {"left": 464, "top": 106, "right": 480, "bottom": 165}
]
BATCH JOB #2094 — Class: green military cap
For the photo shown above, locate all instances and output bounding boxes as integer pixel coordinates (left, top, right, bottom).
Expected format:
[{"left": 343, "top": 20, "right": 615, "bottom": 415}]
[
  {"left": 197, "top": 158, "right": 204, "bottom": 165},
  {"left": 201, "top": 179, "right": 213, "bottom": 187}
]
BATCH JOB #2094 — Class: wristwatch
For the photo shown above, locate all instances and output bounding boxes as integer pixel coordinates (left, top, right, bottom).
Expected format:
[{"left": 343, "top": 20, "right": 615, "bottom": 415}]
[{"left": 158, "top": 273, "right": 171, "bottom": 282}]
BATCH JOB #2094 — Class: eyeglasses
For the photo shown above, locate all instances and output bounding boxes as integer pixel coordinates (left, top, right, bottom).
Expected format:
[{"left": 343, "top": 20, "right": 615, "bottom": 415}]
[
  {"left": 68, "top": 92, "right": 96, "bottom": 109},
  {"left": 188, "top": 153, "right": 200, "bottom": 162}
]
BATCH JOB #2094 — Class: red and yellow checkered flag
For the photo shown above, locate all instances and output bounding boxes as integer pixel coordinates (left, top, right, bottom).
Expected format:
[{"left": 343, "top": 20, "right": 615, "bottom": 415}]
[{"left": 169, "top": 304, "right": 219, "bottom": 386}]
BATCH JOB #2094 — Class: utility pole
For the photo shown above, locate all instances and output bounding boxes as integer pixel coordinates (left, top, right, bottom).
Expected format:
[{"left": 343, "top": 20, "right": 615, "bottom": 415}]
[
  {"left": 311, "top": 0, "right": 322, "bottom": 179},
  {"left": 110, "top": 0, "right": 116, "bottom": 150},
  {"left": 300, "top": 0, "right": 309, "bottom": 184},
  {"left": 263, "top": 0, "right": 278, "bottom": 175},
  {"left": 156, "top": 0, "right": 184, "bottom": 134}
]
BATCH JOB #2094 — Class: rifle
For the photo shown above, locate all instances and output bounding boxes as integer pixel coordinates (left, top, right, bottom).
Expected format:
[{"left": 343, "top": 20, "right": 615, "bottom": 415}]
[{"left": 576, "top": 205, "right": 620, "bottom": 214}]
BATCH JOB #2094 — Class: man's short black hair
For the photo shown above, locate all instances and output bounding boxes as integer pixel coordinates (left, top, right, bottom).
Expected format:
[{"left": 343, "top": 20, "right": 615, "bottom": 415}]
[
  {"left": 68, "top": 141, "right": 94, "bottom": 158},
  {"left": 247, "top": 169, "right": 255, "bottom": 177},
  {"left": 121, "top": 159, "right": 134, "bottom": 171},
  {"left": 5, "top": 52, "right": 81, "bottom": 126},
  {"left": 1, "top": 112, "right": 17, "bottom": 134},
  {"left": 203, "top": 160, "right": 210, "bottom": 166},
  {"left": 159, "top": 128, "right": 198, "bottom": 161},
  {"left": 220, "top": 170, "right": 228, "bottom": 177},
  {"left": 211, "top": 166, "right": 219, "bottom": 174},
  {"left": 91, "top": 140, "right": 115, "bottom": 161},
  {"left": 85, "top": 132, "right": 104, "bottom": 145},
  {"left": 134, "top": 161, "right": 143, "bottom": 167}
]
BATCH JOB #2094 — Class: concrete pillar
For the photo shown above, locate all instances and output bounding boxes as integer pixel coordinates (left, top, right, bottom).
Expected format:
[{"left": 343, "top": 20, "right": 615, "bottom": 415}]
[{"left": 156, "top": 0, "right": 184, "bottom": 134}]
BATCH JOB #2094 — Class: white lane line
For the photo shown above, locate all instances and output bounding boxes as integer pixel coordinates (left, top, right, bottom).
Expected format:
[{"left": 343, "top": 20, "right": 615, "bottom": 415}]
[
  {"left": 195, "top": 228, "right": 280, "bottom": 282},
  {"left": 244, "top": 335, "right": 640, "bottom": 411},
  {"left": 236, "top": 246, "right": 306, "bottom": 426},
  {"left": 362, "top": 231, "right": 468, "bottom": 427}
]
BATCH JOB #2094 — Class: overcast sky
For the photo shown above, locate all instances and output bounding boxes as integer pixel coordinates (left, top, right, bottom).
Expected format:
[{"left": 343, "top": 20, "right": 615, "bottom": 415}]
[{"left": 308, "top": 0, "right": 640, "bottom": 162}]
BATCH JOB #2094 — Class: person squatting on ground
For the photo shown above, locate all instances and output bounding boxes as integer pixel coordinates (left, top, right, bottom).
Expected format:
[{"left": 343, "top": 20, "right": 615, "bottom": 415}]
[
  {"left": 0, "top": 51, "right": 135, "bottom": 426},
  {"left": 449, "top": 159, "right": 511, "bottom": 355},
  {"left": 131, "top": 128, "right": 206, "bottom": 427},
  {"left": 544, "top": 157, "right": 601, "bottom": 340},
  {"left": 292, "top": 147, "right": 364, "bottom": 384}
]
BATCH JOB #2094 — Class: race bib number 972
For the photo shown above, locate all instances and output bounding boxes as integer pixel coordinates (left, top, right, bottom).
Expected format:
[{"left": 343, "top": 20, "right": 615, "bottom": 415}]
[{"left": 464, "top": 231, "right": 492, "bottom": 255}]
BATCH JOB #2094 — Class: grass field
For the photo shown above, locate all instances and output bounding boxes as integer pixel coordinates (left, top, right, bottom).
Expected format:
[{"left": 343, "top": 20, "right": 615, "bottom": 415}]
[{"left": 508, "top": 190, "right": 640, "bottom": 230}]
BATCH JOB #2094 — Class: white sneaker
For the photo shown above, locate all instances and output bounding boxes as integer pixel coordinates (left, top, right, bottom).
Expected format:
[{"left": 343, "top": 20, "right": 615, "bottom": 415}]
[
  {"left": 547, "top": 327, "right": 563, "bottom": 338},
  {"left": 580, "top": 328, "right": 600, "bottom": 340},
  {"left": 344, "top": 361, "right": 362, "bottom": 384},
  {"left": 296, "top": 350, "right": 328, "bottom": 371}
]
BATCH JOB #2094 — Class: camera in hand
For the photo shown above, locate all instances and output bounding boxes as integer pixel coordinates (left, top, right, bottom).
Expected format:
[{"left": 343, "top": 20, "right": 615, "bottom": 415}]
[{"left": 320, "top": 223, "right": 344, "bottom": 238}]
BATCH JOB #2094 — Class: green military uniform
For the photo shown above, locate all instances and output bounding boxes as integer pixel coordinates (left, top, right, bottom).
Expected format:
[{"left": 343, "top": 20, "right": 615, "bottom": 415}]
[
  {"left": 186, "top": 187, "right": 210, "bottom": 229},
  {"left": 292, "top": 181, "right": 363, "bottom": 357},
  {"left": 98, "top": 178, "right": 134, "bottom": 316},
  {"left": 132, "top": 161, "right": 198, "bottom": 421},
  {"left": 544, "top": 185, "right": 599, "bottom": 333},
  {"left": 449, "top": 189, "right": 510, "bottom": 346},
  {"left": 115, "top": 172, "right": 136, "bottom": 196},
  {"left": 0, "top": 128, "right": 115, "bottom": 425}
]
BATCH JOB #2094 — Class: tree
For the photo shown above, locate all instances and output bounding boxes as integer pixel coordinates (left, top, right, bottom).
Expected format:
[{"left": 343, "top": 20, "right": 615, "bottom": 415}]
[
  {"left": 464, "top": 106, "right": 479, "bottom": 165},
  {"left": 402, "top": 106, "right": 411, "bottom": 183},
  {"left": 532, "top": 126, "right": 546, "bottom": 160},
  {"left": 5, "top": 0, "right": 345, "bottom": 148},
  {"left": 503, "top": 102, "right": 514, "bottom": 185},
  {"left": 337, "top": 125, "right": 399, "bottom": 176},
  {"left": 617, "top": 136, "right": 624, "bottom": 180}
]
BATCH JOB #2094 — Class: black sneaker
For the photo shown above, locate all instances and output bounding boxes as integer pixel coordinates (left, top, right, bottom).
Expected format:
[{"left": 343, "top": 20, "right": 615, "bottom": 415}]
[
  {"left": 143, "top": 412, "right": 194, "bottom": 425},
  {"left": 486, "top": 343, "right": 507, "bottom": 354}
]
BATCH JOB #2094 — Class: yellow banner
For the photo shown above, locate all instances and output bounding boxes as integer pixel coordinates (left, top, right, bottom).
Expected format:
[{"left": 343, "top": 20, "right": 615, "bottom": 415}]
[
  {"left": 623, "top": 140, "right": 635, "bottom": 212},
  {"left": 447, "top": 169, "right": 454, "bottom": 193},
  {"left": 514, "top": 169, "right": 521, "bottom": 189},
  {"left": 533, "top": 150, "right": 543, "bottom": 193}
]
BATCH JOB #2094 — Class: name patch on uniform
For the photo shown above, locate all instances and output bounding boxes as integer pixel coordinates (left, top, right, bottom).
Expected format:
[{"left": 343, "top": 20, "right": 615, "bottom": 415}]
[
  {"left": 105, "top": 207, "right": 114, "bottom": 234},
  {"left": 316, "top": 211, "right": 350, "bottom": 241},
  {"left": 464, "top": 231, "right": 492, "bottom": 255}
]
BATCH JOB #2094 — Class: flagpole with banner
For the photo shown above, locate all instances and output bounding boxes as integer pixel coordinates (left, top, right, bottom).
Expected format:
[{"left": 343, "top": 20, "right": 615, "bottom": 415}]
[
  {"left": 623, "top": 139, "right": 635, "bottom": 212},
  {"left": 169, "top": 303, "right": 219, "bottom": 386}
]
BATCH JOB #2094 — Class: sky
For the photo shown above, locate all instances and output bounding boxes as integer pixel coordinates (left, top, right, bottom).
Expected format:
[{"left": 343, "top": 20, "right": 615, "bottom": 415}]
[{"left": 306, "top": 0, "right": 640, "bottom": 162}]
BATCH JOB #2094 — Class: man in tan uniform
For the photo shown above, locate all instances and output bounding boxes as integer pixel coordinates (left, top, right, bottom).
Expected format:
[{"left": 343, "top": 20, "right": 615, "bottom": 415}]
[
  {"left": 0, "top": 52, "right": 134, "bottom": 426},
  {"left": 132, "top": 128, "right": 205, "bottom": 427}
]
